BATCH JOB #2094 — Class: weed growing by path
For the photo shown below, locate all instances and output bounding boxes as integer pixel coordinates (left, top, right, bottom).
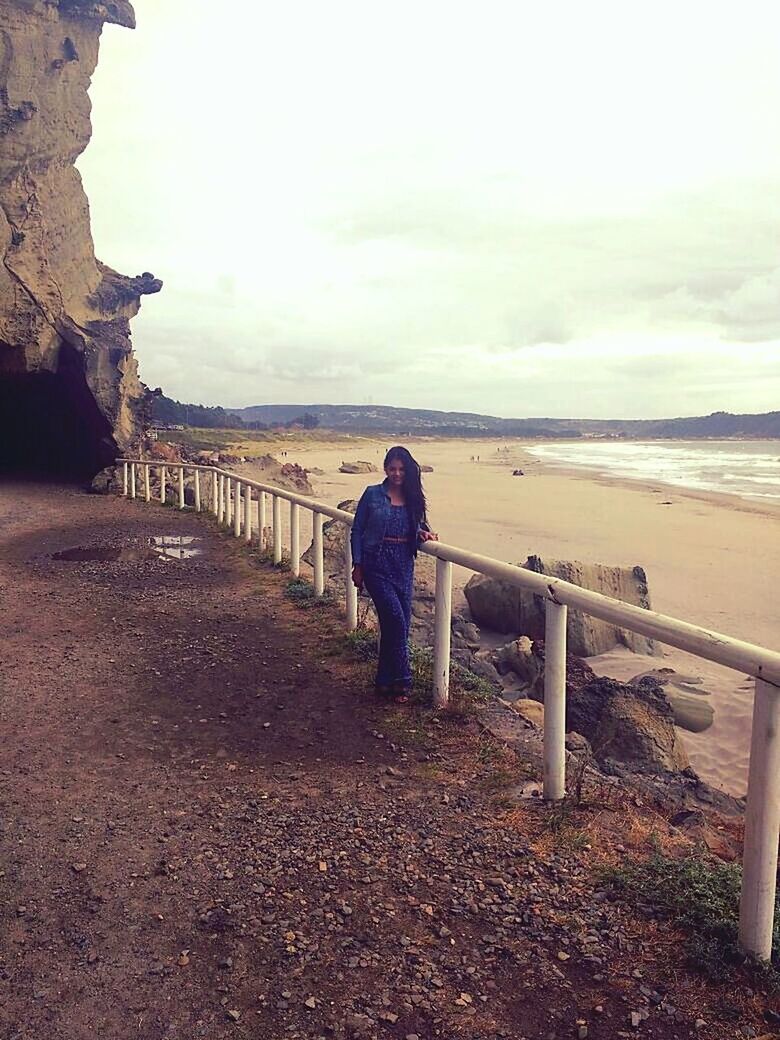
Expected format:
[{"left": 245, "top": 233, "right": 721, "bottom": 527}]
[
  {"left": 284, "top": 578, "right": 334, "bottom": 610},
  {"left": 255, "top": 548, "right": 290, "bottom": 570},
  {"left": 342, "top": 632, "right": 499, "bottom": 708},
  {"left": 344, "top": 627, "right": 378, "bottom": 661},
  {"left": 603, "top": 852, "right": 780, "bottom": 982},
  {"left": 410, "top": 645, "right": 498, "bottom": 709}
]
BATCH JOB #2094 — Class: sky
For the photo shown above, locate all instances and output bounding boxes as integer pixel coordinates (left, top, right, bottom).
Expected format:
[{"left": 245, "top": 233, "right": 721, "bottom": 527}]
[{"left": 77, "top": 0, "right": 780, "bottom": 419}]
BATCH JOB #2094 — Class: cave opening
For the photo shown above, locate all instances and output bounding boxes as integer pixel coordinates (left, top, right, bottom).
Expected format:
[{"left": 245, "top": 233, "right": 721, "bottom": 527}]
[{"left": 0, "top": 344, "right": 118, "bottom": 481}]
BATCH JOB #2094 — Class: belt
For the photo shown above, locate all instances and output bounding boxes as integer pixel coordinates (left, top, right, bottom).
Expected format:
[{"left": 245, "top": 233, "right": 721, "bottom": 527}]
[{"left": 382, "top": 537, "right": 410, "bottom": 543}]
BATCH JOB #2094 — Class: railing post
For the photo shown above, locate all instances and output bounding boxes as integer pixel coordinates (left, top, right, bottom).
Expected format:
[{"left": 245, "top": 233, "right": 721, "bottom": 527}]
[
  {"left": 234, "top": 481, "right": 242, "bottom": 537},
  {"left": 290, "top": 502, "right": 300, "bottom": 577},
  {"left": 258, "top": 491, "right": 266, "bottom": 550},
  {"left": 144, "top": 463, "right": 151, "bottom": 503},
  {"left": 178, "top": 466, "right": 185, "bottom": 509},
  {"left": 217, "top": 473, "right": 225, "bottom": 524},
  {"left": 212, "top": 470, "right": 218, "bottom": 516},
  {"left": 122, "top": 461, "right": 128, "bottom": 496},
  {"left": 345, "top": 536, "right": 358, "bottom": 632},
  {"left": 272, "top": 495, "right": 282, "bottom": 564},
  {"left": 313, "top": 512, "right": 324, "bottom": 597},
  {"left": 194, "top": 469, "right": 201, "bottom": 513},
  {"left": 433, "top": 557, "right": 453, "bottom": 709},
  {"left": 130, "top": 463, "right": 136, "bottom": 499},
  {"left": 160, "top": 465, "right": 167, "bottom": 504},
  {"left": 225, "top": 477, "right": 233, "bottom": 527},
  {"left": 244, "top": 485, "right": 252, "bottom": 543},
  {"left": 739, "top": 677, "right": 780, "bottom": 961},
  {"left": 543, "top": 598, "right": 568, "bottom": 801}
]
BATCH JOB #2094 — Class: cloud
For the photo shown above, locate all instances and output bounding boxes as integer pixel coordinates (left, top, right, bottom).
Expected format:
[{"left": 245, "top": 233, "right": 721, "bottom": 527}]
[{"left": 79, "top": 1, "right": 780, "bottom": 417}]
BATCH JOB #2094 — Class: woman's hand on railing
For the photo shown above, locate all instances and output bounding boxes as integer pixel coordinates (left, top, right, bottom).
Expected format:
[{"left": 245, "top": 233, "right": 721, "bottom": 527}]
[
  {"left": 419, "top": 530, "right": 439, "bottom": 542},
  {"left": 351, "top": 564, "right": 364, "bottom": 590}
]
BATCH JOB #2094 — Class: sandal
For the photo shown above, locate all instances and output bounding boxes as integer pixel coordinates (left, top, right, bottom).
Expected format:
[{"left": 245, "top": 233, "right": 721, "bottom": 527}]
[{"left": 391, "top": 684, "right": 411, "bottom": 704}]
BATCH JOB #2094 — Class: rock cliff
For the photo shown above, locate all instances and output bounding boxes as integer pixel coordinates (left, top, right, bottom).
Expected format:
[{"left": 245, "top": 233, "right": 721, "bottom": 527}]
[
  {"left": 0, "top": 0, "right": 160, "bottom": 478},
  {"left": 464, "top": 556, "right": 660, "bottom": 657}
]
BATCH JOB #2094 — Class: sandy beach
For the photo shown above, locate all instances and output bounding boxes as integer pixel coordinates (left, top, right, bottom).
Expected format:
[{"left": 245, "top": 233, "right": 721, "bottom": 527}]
[{"left": 232, "top": 434, "right": 780, "bottom": 797}]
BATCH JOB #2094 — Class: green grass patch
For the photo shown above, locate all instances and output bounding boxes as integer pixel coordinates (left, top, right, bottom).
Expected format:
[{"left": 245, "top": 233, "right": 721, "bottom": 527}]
[
  {"left": 603, "top": 852, "right": 780, "bottom": 981},
  {"left": 284, "top": 578, "right": 334, "bottom": 609},
  {"left": 344, "top": 627, "right": 379, "bottom": 661},
  {"left": 341, "top": 630, "right": 498, "bottom": 709}
]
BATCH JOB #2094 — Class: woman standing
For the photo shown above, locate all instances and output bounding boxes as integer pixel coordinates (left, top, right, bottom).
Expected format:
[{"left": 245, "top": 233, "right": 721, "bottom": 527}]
[{"left": 350, "top": 446, "right": 438, "bottom": 702}]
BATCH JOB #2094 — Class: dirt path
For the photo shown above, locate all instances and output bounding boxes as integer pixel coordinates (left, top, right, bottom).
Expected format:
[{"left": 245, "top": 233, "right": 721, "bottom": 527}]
[{"left": 0, "top": 483, "right": 773, "bottom": 1039}]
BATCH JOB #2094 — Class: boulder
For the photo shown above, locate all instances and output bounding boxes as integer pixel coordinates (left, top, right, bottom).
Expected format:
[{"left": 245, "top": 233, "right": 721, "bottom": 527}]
[
  {"left": 567, "top": 673, "right": 689, "bottom": 775},
  {"left": 464, "top": 555, "right": 658, "bottom": 657},
  {"left": 466, "top": 651, "right": 503, "bottom": 687},
  {"left": 451, "top": 616, "right": 481, "bottom": 650},
  {"left": 492, "top": 636, "right": 541, "bottom": 691},
  {"left": 409, "top": 552, "right": 436, "bottom": 642},
  {"left": 302, "top": 498, "right": 357, "bottom": 581},
  {"left": 629, "top": 669, "right": 714, "bottom": 733},
  {"left": 148, "top": 441, "right": 182, "bottom": 463},
  {"left": 339, "top": 461, "right": 378, "bottom": 474},
  {"left": 520, "top": 647, "right": 689, "bottom": 775},
  {"left": 509, "top": 698, "right": 545, "bottom": 728},
  {"left": 420, "top": 464, "right": 434, "bottom": 473},
  {"left": 88, "top": 466, "right": 115, "bottom": 494}
]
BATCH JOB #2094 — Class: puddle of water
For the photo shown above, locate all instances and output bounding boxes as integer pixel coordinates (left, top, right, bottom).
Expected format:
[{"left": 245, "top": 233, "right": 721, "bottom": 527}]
[
  {"left": 149, "top": 536, "right": 203, "bottom": 560},
  {"left": 53, "top": 546, "right": 127, "bottom": 562},
  {"left": 52, "top": 536, "right": 204, "bottom": 563}
]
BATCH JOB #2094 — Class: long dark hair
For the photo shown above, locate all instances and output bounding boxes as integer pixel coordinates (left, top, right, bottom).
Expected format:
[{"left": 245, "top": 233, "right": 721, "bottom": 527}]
[{"left": 384, "top": 445, "right": 428, "bottom": 528}]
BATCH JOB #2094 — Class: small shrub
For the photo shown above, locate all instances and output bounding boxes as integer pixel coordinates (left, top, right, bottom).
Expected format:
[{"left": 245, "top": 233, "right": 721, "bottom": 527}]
[
  {"left": 344, "top": 627, "right": 378, "bottom": 661},
  {"left": 343, "top": 635, "right": 498, "bottom": 708},
  {"left": 603, "top": 852, "right": 780, "bottom": 981},
  {"left": 410, "top": 645, "right": 434, "bottom": 701},
  {"left": 284, "top": 578, "right": 334, "bottom": 609},
  {"left": 450, "top": 661, "right": 497, "bottom": 705}
]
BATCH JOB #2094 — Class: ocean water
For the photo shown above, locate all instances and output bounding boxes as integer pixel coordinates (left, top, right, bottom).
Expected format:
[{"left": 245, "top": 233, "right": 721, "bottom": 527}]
[{"left": 526, "top": 440, "right": 780, "bottom": 500}]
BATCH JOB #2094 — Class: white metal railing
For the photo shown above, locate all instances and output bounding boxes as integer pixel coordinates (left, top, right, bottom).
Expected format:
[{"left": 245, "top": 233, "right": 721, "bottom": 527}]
[{"left": 119, "top": 457, "right": 780, "bottom": 962}]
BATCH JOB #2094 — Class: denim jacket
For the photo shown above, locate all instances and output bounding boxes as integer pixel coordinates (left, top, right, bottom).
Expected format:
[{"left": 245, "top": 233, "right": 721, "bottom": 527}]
[{"left": 350, "top": 481, "right": 428, "bottom": 565}]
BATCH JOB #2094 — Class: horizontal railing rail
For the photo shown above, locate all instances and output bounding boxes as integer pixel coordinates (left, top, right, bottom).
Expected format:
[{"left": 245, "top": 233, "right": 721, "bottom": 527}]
[{"left": 118, "top": 457, "right": 780, "bottom": 962}]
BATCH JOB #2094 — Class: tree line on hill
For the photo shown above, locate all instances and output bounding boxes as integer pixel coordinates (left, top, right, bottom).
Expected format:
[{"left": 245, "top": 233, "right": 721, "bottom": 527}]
[
  {"left": 150, "top": 394, "right": 319, "bottom": 431},
  {"left": 149, "top": 394, "right": 780, "bottom": 439}
]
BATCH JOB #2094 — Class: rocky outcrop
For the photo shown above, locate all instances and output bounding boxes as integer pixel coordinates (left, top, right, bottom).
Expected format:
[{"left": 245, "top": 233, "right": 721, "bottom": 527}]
[
  {"left": 567, "top": 674, "right": 690, "bottom": 775},
  {"left": 301, "top": 498, "right": 357, "bottom": 580},
  {"left": 499, "top": 645, "right": 689, "bottom": 776},
  {"left": 339, "top": 461, "right": 378, "bottom": 474},
  {"left": 0, "top": 0, "right": 161, "bottom": 478},
  {"left": 464, "top": 556, "right": 658, "bottom": 656},
  {"left": 235, "top": 455, "right": 312, "bottom": 494}
]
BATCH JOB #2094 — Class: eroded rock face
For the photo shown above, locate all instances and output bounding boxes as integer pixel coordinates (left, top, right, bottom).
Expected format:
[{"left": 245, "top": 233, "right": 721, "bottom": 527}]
[
  {"left": 0, "top": 0, "right": 161, "bottom": 478},
  {"left": 464, "top": 556, "right": 659, "bottom": 656}
]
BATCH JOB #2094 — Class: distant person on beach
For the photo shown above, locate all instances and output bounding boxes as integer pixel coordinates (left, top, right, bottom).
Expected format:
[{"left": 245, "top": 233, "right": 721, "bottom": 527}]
[{"left": 350, "top": 446, "right": 438, "bottom": 703}]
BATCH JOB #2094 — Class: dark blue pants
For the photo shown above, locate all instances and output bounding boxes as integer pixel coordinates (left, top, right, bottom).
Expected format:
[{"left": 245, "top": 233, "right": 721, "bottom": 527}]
[{"left": 363, "top": 544, "right": 414, "bottom": 688}]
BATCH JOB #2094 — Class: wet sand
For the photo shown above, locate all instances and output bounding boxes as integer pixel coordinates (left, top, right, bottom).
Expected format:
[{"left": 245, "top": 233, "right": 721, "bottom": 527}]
[{"left": 242, "top": 435, "right": 780, "bottom": 796}]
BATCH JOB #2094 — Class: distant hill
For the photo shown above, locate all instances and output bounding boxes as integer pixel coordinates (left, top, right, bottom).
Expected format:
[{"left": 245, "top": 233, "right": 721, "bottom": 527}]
[{"left": 224, "top": 403, "right": 780, "bottom": 439}]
